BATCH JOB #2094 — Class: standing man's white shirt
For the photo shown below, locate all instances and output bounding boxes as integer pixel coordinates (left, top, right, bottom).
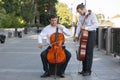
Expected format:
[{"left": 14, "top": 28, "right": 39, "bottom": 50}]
[
  {"left": 75, "top": 10, "right": 98, "bottom": 37},
  {"left": 38, "top": 24, "right": 72, "bottom": 45}
]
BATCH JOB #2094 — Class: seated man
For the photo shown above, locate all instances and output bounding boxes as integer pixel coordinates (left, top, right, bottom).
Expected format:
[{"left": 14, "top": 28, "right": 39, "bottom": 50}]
[{"left": 38, "top": 15, "right": 72, "bottom": 78}]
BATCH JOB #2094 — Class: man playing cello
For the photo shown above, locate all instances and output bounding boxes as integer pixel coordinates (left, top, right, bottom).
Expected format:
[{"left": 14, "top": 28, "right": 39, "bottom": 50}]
[
  {"left": 74, "top": 3, "right": 98, "bottom": 76},
  {"left": 38, "top": 14, "right": 72, "bottom": 78}
]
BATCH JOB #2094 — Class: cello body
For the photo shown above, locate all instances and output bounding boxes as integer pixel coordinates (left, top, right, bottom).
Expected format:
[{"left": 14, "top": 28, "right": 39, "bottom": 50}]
[
  {"left": 77, "top": 29, "right": 88, "bottom": 61},
  {"left": 47, "top": 30, "right": 66, "bottom": 64}
]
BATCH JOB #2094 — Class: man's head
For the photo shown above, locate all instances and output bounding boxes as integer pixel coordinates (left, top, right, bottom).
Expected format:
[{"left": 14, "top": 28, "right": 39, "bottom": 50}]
[
  {"left": 49, "top": 14, "right": 58, "bottom": 27},
  {"left": 76, "top": 3, "right": 86, "bottom": 15}
]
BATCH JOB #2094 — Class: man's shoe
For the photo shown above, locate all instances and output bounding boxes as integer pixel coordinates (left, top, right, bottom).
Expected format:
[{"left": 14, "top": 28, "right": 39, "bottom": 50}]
[
  {"left": 82, "top": 72, "right": 91, "bottom": 76},
  {"left": 78, "top": 71, "right": 84, "bottom": 74},
  {"left": 41, "top": 72, "right": 50, "bottom": 78},
  {"left": 57, "top": 73, "right": 65, "bottom": 78}
]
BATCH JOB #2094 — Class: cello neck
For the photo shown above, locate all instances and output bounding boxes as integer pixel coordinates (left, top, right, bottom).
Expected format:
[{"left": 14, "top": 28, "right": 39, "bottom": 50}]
[
  {"left": 82, "top": 10, "right": 91, "bottom": 26},
  {"left": 55, "top": 27, "right": 59, "bottom": 42}
]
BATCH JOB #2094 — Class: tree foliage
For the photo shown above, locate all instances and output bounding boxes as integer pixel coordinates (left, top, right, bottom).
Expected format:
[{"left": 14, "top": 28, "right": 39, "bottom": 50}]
[
  {"left": 0, "top": 0, "right": 58, "bottom": 28},
  {"left": 37, "top": 0, "right": 58, "bottom": 25},
  {"left": 0, "top": 8, "right": 6, "bottom": 28},
  {"left": 96, "top": 13, "right": 105, "bottom": 20},
  {"left": 37, "top": 0, "right": 57, "bottom": 14},
  {"left": 0, "top": 13, "right": 25, "bottom": 28},
  {"left": 56, "top": 3, "right": 72, "bottom": 27},
  {"left": 2, "top": 0, "right": 21, "bottom": 15},
  {"left": 0, "top": 0, "right": 25, "bottom": 28},
  {"left": 20, "top": 0, "right": 36, "bottom": 23}
]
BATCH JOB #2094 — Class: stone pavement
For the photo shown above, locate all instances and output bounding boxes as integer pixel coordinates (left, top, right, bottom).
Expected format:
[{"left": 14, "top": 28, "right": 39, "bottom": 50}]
[{"left": 0, "top": 33, "right": 120, "bottom": 80}]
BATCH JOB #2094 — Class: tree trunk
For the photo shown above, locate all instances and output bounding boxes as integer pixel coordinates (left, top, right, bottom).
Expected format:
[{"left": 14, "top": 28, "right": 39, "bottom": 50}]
[
  {"left": 14, "top": 28, "right": 18, "bottom": 37},
  {"left": 24, "top": 27, "right": 28, "bottom": 34}
]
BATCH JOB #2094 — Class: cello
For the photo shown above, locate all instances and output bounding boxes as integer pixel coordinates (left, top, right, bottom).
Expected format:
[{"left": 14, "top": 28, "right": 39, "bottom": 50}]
[
  {"left": 76, "top": 10, "right": 91, "bottom": 61},
  {"left": 47, "top": 27, "right": 66, "bottom": 78}
]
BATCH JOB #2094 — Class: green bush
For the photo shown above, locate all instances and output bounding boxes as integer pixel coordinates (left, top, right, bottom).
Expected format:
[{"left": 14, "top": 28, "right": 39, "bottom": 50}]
[
  {"left": 1, "top": 14, "right": 25, "bottom": 28},
  {"left": 1, "top": 14, "right": 12, "bottom": 28},
  {"left": 0, "top": 8, "right": 8, "bottom": 28}
]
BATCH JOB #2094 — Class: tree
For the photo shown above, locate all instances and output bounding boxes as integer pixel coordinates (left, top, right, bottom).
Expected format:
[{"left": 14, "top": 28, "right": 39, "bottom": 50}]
[
  {"left": 20, "top": 0, "right": 36, "bottom": 24},
  {"left": 37, "top": 0, "right": 57, "bottom": 25},
  {"left": 0, "top": 0, "right": 58, "bottom": 28},
  {"left": 0, "top": 7, "right": 6, "bottom": 28},
  {"left": 96, "top": 14, "right": 105, "bottom": 20},
  {"left": 56, "top": 3, "right": 72, "bottom": 27},
  {"left": 1, "top": 0, "right": 23, "bottom": 36},
  {"left": 2, "top": 0, "right": 21, "bottom": 16},
  {"left": 37, "top": 0, "right": 57, "bottom": 14}
]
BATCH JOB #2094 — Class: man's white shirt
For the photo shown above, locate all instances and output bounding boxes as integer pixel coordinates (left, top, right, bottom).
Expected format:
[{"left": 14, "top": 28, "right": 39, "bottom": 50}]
[
  {"left": 38, "top": 24, "right": 72, "bottom": 45},
  {"left": 75, "top": 10, "right": 98, "bottom": 37}
]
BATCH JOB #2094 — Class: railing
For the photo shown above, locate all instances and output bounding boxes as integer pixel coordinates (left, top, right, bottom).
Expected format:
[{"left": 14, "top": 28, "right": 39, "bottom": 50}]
[
  {"left": 111, "top": 28, "right": 120, "bottom": 56},
  {"left": 98, "top": 27, "right": 120, "bottom": 57}
]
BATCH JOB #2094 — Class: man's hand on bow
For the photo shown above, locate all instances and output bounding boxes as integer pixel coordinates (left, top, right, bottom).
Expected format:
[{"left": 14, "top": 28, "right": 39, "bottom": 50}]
[
  {"left": 57, "top": 24, "right": 63, "bottom": 30},
  {"left": 38, "top": 43, "right": 43, "bottom": 49}
]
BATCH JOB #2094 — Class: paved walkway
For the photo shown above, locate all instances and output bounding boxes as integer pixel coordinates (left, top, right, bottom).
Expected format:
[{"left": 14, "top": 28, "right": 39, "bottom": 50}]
[{"left": 0, "top": 33, "right": 120, "bottom": 80}]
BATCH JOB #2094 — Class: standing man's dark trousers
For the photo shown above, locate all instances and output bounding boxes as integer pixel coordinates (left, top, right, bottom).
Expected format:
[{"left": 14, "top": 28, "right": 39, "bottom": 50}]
[
  {"left": 82, "top": 31, "right": 96, "bottom": 75},
  {"left": 40, "top": 46, "right": 71, "bottom": 74}
]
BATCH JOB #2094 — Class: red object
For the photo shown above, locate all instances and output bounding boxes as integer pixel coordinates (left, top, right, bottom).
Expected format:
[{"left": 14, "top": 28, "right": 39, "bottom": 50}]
[
  {"left": 77, "top": 29, "right": 88, "bottom": 61},
  {"left": 47, "top": 29, "right": 66, "bottom": 64}
]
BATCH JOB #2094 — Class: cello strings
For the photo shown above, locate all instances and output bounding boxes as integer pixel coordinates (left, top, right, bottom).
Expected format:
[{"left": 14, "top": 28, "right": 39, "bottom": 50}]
[{"left": 43, "top": 40, "right": 64, "bottom": 47}]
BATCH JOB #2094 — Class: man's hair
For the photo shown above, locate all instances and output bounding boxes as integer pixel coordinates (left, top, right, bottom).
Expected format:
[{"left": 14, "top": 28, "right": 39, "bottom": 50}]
[
  {"left": 76, "top": 3, "right": 85, "bottom": 9},
  {"left": 49, "top": 14, "right": 57, "bottom": 20}
]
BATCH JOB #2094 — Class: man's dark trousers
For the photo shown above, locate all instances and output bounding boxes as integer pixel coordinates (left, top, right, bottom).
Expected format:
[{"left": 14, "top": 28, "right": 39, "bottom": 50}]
[
  {"left": 40, "top": 46, "right": 71, "bottom": 74},
  {"left": 82, "top": 31, "right": 96, "bottom": 73}
]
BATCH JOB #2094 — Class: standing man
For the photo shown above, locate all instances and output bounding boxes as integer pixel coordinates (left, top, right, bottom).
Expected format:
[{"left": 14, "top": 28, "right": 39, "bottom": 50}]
[
  {"left": 38, "top": 14, "right": 72, "bottom": 78},
  {"left": 74, "top": 3, "right": 98, "bottom": 76}
]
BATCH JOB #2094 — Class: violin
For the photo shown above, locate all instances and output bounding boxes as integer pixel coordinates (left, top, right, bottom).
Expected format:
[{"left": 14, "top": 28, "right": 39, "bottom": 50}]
[
  {"left": 47, "top": 27, "right": 66, "bottom": 64},
  {"left": 76, "top": 10, "right": 91, "bottom": 61}
]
